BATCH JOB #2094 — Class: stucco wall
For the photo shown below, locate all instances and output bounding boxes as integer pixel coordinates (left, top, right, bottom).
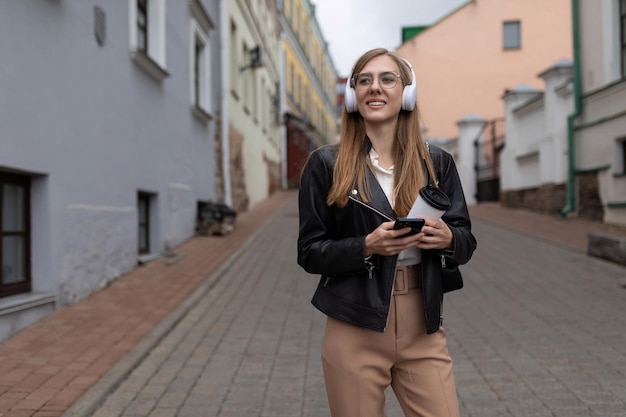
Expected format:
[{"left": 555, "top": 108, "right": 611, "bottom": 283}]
[
  {"left": 227, "top": 1, "right": 282, "bottom": 211},
  {"left": 397, "top": 0, "right": 572, "bottom": 140},
  {"left": 0, "top": 0, "right": 219, "bottom": 304}
]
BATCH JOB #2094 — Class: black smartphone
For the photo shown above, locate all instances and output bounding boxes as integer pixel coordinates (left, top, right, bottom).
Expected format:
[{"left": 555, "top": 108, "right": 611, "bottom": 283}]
[{"left": 393, "top": 218, "right": 425, "bottom": 236}]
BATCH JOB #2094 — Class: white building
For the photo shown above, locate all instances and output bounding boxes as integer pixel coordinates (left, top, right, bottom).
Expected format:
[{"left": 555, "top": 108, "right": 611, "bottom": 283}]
[
  {"left": 224, "top": 0, "right": 283, "bottom": 211},
  {"left": 570, "top": 0, "right": 626, "bottom": 225},
  {"left": 499, "top": 60, "right": 574, "bottom": 214}
]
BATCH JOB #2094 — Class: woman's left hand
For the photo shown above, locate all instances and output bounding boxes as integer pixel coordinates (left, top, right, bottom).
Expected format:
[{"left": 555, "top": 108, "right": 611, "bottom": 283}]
[{"left": 416, "top": 218, "right": 453, "bottom": 250}]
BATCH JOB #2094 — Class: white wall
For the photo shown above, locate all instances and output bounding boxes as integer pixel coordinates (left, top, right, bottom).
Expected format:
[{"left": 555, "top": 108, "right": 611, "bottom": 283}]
[
  {"left": 574, "top": 0, "right": 626, "bottom": 226},
  {"left": 500, "top": 61, "right": 574, "bottom": 194},
  {"left": 227, "top": 0, "right": 282, "bottom": 209},
  {"left": 456, "top": 115, "right": 488, "bottom": 205}
]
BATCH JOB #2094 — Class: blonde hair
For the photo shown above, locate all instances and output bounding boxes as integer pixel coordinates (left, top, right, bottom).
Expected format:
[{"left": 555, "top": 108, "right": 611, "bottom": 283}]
[{"left": 327, "top": 48, "right": 437, "bottom": 217}]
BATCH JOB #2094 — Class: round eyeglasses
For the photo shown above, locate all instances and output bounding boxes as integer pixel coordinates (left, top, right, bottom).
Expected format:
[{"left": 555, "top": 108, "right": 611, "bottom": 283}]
[{"left": 352, "top": 72, "right": 402, "bottom": 90}]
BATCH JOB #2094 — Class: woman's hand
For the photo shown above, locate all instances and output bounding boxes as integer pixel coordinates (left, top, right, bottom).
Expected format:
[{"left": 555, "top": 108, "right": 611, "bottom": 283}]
[
  {"left": 364, "top": 221, "right": 421, "bottom": 257},
  {"left": 365, "top": 218, "right": 454, "bottom": 257},
  {"left": 416, "top": 218, "right": 453, "bottom": 250}
]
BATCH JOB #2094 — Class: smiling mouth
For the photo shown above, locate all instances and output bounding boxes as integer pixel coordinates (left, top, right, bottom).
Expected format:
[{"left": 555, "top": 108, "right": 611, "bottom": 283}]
[{"left": 367, "top": 101, "right": 385, "bottom": 106}]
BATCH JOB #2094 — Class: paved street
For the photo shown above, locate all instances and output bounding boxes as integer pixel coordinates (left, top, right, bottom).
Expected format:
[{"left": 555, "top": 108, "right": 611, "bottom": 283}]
[
  {"left": 63, "top": 194, "right": 626, "bottom": 417},
  {"left": 446, "top": 219, "right": 626, "bottom": 417}
]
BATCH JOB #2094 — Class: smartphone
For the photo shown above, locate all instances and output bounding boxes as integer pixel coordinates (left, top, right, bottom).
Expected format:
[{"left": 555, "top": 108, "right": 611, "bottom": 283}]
[{"left": 393, "top": 218, "right": 425, "bottom": 236}]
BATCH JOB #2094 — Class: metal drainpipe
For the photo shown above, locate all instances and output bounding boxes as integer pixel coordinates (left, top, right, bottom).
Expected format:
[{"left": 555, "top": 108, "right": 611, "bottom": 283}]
[
  {"left": 219, "top": 0, "right": 232, "bottom": 207},
  {"left": 561, "top": 0, "right": 583, "bottom": 217}
]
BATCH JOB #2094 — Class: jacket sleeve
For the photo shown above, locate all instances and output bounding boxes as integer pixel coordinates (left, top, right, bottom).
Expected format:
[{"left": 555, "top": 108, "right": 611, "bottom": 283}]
[
  {"left": 297, "top": 148, "right": 370, "bottom": 276},
  {"left": 436, "top": 148, "right": 477, "bottom": 266}
]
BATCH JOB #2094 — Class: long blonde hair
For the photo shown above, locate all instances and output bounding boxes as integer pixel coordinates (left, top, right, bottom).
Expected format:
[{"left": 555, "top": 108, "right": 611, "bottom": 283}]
[{"left": 327, "top": 48, "right": 437, "bottom": 217}]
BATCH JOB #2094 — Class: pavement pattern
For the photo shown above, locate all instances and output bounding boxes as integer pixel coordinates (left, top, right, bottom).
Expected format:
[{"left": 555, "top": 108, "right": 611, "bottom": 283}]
[{"left": 1, "top": 191, "right": 626, "bottom": 416}]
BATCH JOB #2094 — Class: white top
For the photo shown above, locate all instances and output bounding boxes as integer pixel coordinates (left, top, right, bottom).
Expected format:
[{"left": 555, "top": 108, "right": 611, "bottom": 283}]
[{"left": 369, "top": 149, "right": 421, "bottom": 266}]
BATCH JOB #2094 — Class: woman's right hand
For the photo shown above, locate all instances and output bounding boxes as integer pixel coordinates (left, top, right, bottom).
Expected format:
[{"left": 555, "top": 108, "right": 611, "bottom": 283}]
[{"left": 364, "top": 221, "right": 421, "bottom": 257}]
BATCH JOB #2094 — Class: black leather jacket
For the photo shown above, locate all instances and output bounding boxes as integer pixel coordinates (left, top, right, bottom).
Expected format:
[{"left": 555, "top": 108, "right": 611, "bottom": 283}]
[{"left": 297, "top": 143, "right": 477, "bottom": 334}]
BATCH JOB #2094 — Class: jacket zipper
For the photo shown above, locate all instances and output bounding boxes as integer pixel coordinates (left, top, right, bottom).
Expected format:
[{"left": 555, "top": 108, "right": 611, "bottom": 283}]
[
  {"left": 348, "top": 195, "right": 394, "bottom": 282},
  {"left": 348, "top": 193, "right": 397, "bottom": 331},
  {"left": 348, "top": 195, "right": 394, "bottom": 221}
]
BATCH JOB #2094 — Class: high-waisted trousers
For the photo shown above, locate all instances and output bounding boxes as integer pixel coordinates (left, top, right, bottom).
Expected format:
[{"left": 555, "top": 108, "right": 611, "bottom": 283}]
[{"left": 321, "top": 266, "right": 460, "bottom": 417}]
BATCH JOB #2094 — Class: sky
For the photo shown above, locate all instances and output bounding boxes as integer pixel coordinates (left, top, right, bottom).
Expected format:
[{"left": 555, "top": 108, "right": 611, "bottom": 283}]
[{"left": 311, "top": 0, "right": 468, "bottom": 76}]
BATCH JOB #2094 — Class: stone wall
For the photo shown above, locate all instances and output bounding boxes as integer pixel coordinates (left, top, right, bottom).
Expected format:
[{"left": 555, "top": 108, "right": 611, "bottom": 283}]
[
  {"left": 264, "top": 152, "right": 281, "bottom": 196},
  {"left": 229, "top": 125, "right": 249, "bottom": 212},
  {"left": 576, "top": 171, "right": 604, "bottom": 221},
  {"left": 500, "top": 183, "right": 567, "bottom": 215},
  {"left": 213, "top": 121, "right": 250, "bottom": 213}
]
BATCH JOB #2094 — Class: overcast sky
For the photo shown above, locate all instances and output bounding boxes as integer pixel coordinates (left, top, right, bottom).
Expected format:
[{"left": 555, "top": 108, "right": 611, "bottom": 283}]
[{"left": 311, "top": 0, "right": 468, "bottom": 76}]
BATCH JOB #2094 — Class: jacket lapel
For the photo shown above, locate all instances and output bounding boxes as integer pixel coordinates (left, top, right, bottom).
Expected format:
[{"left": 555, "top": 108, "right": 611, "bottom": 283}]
[{"left": 365, "top": 165, "right": 395, "bottom": 219}]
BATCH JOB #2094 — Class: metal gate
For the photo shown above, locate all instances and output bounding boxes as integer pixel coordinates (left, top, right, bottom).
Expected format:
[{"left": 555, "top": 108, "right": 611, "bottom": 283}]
[{"left": 474, "top": 118, "right": 505, "bottom": 202}]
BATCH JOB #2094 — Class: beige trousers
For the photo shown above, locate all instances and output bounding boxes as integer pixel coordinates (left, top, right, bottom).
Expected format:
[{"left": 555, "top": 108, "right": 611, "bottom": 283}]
[{"left": 321, "top": 270, "right": 460, "bottom": 417}]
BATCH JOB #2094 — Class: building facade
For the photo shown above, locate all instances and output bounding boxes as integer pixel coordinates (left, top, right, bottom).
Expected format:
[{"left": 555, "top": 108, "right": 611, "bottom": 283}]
[
  {"left": 224, "top": 0, "right": 283, "bottom": 211},
  {"left": 0, "top": 0, "right": 340, "bottom": 343},
  {"left": 499, "top": 61, "right": 574, "bottom": 214},
  {"left": 396, "top": 0, "right": 573, "bottom": 142},
  {"left": 278, "top": 0, "right": 338, "bottom": 188},
  {"left": 570, "top": 0, "right": 626, "bottom": 225}
]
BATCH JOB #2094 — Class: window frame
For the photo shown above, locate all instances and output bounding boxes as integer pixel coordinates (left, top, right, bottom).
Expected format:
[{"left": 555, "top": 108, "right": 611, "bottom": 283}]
[
  {"left": 137, "top": 0, "right": 148, "bottom": 53},
  {"left": 503, "top": 20, "right": 522, "bottom": 50},
  {"left": 129, "top": 0, "right": 169, "bottom": 81},
  {"left": 189, "top": 2, "right": 214, "bottom": 123},
  {"left": 0, "top": 172, "right": 31, "bottom": 298}
]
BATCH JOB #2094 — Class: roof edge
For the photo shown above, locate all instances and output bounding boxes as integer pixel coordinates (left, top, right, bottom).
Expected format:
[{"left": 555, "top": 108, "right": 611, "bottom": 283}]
[{"left": 399, "top": 0, "right": 476, "bottom": 45}]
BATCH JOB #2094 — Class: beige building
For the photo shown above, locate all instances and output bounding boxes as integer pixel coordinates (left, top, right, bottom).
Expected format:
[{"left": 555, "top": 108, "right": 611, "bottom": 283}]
[
  {"left": 396, "top": 0, "right": 573, "bottom": 141},
  {"left": 224, "top": 0, "right": 282, "bottom": 211},
  {"left": 570, "top": 0, "right": 626, "bottom": 225}
]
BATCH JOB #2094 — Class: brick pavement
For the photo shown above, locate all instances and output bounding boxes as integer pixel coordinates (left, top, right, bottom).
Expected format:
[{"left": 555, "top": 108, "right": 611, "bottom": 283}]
[
  {"left": 84, "top": 196, "right": 326, "bottom": 417},
  {"left": 0, "top": 191, "right": 295, "bottom": 417},
  {"left": 2, "top": 193, "right": 626, "bottom": 417},
  {"left": 446, "top": 216, "right": 626, "bottom": 417},
  {"left": 469, "top": 203, "right": 626, "bottom": 254},
  {"left": 68, "top": 196, "right": 626, "bottom": 417}
]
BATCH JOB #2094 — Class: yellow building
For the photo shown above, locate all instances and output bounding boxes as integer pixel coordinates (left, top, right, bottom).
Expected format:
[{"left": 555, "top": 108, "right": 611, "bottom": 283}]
[{"left": 279, "top": 0, "right": 338, "bottom": 187}]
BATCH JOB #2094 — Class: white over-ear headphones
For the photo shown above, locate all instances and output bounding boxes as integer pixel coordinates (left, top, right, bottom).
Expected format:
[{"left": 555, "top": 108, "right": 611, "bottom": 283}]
[{"left": 344, "top": 57, "right": 417, "bottom": 113}]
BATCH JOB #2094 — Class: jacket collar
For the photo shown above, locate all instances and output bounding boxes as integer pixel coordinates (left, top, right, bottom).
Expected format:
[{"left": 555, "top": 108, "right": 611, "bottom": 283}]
[
  {"left": 348, "top": 136, "right": 395, "bottom": 220},
  {"left": 365, "top": 166, "right": 395, "bottom": 219}
]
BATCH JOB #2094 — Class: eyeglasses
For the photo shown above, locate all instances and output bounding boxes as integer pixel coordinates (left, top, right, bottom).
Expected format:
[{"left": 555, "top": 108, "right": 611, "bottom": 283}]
[{"left": 351, "top": 72, "right": 402, "bottom": 90}]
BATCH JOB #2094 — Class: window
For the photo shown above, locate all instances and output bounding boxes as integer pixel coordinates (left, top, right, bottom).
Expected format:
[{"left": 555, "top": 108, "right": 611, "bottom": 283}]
[
  {"left": 621, "top": 139, "right": 626, "bottom": 173},
  {"left": 503, "top": 21, "right": 521, "bottom": 50},
  {"left": 289, "top": 63, "right": 294, "bottom": 97},
  {"left": 616, "top": 137, "right": 626, "bottom": 175},
  {"left": 137, "top": 192, "right": 151, "bottom": 255},
  {"left": 137, "top": 0, "right": 148, "bottom": 52},
  {"left": 129, "top": 0, "right": 168, "bottom": 81},
  {"left": 243, "top": 43, "right": 251, "bottom": 112},
  {"left": 619, "top": 0, "right": 626, "bottom": 78},
  {"left": 189, "top": 0, "right": 214, "bottom": 122},
  {"left": 194, "top": 37, "right": 204, "bottom": 105},
  {"left": 1, "top": 173, "right": 31, "bottom": 298},
  {"left": 230, "top": 21, "right": 238, "bottom": 95}
]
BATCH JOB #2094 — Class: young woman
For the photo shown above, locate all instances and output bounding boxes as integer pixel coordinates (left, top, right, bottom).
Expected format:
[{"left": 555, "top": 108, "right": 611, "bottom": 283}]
[{"left": 297, "top": 48, "right": 477, "bottom": 417}]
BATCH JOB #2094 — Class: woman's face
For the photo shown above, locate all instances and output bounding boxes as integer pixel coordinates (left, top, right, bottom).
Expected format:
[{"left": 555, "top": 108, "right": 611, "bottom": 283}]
[{"left": 354, "top": 55, "right": 404, "bottom": 126}]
